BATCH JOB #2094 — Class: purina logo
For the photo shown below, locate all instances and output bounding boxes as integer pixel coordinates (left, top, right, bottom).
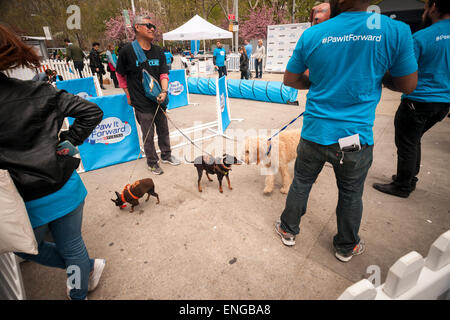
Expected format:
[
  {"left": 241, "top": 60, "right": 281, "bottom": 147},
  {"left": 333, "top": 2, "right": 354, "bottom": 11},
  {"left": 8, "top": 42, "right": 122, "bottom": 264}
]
[
  {"left": 169, "top": 81, "right": 184, "bottom": 96},
  {"left": 86, "top": 117, "right": 132, "bottom": 145},
  {"left": 76, "top": 92, "right": 91, "bottom": 100}
]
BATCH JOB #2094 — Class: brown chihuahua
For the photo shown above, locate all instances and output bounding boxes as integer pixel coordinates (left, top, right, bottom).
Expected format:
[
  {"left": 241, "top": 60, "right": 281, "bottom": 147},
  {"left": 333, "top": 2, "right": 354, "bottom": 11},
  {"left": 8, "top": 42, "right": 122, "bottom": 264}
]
[
  {"left": 111, "top": 178, "right": 159, "bottom": 213},
  {"left": 185, "top": 154, "right": 242, "bottom": 193}
]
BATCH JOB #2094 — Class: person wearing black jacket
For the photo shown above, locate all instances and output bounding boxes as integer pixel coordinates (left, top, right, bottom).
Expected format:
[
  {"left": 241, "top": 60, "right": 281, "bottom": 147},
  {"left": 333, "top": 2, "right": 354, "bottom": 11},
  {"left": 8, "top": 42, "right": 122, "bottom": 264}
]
[
  {"left": 239, "top": 46, "right": 249, "bottom": 80},
  {"left": 0, "top": 24, "right": 105, "bottom": 300},
  {"left": 89, "top": 42, "right": 106, "bottom": 90}
]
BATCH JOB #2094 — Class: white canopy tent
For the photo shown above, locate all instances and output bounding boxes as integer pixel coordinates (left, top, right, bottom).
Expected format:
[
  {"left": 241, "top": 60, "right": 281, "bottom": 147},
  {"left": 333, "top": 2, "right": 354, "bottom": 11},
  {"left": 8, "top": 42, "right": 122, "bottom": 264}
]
[
  {"left": 163, "top": 15, "right": 233, "bottom": 54},
  {"left": 163, "top": 14, "right": 232, "bottom": 41}
]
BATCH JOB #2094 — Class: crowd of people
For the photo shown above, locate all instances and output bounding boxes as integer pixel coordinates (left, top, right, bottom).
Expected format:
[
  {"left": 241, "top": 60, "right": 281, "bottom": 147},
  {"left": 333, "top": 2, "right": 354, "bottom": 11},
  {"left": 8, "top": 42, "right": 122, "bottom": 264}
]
[{"left": 0, "top": 0, "right": 448, "bottom": 300}]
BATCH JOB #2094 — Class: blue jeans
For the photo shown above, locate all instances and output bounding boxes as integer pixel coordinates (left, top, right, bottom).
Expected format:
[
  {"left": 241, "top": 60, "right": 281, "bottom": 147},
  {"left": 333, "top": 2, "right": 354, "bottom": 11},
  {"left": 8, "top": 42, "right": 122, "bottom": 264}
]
[
  {"left": 280, "top": 138, "right": 373, "bottom": 254},
  {"left": 16, "top": 201, "right": 94, "bottom": 300}
]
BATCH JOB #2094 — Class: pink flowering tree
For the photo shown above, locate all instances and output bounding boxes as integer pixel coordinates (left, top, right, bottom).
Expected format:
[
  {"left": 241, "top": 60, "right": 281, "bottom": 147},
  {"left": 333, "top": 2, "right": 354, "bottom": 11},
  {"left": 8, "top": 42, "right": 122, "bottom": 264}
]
[
  {"left": 239, "top": 6, "right": 290, "bottom": 41},
  {"left": 104, "top": 9, "right": 164, "bottom": 43}
]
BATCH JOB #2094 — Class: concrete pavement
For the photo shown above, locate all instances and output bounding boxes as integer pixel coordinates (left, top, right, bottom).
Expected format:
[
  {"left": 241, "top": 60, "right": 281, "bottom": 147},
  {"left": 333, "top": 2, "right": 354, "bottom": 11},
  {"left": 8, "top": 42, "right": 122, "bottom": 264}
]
[{"left": 20, "top": 73, "right": 450, "bottom": 299}]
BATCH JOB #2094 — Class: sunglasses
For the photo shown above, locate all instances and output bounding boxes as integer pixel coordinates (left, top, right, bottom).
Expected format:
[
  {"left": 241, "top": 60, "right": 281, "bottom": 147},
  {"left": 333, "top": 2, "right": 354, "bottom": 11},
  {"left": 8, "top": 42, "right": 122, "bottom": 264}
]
[{"left": 137, "top": 23, "right": 157, "bottom": 31}]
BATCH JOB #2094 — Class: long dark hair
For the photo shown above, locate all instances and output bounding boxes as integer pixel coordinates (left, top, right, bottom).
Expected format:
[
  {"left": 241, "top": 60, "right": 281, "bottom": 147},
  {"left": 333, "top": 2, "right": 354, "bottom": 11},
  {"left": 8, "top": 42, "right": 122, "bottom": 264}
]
[{"left": 0, "top": 24, "right": 40, "bottom": 71}]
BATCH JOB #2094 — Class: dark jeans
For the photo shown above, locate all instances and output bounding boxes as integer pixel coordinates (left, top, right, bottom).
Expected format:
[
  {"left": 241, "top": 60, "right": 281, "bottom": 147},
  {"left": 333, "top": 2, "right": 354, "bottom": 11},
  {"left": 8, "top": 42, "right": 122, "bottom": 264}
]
[
  {"left": 110, "top": 70, "right": 119, "bottom": 88},
  {"left": 217, "top": 66, "right": 227, "bottom": 78},
  {"left": 280, "top": 138, "right": 373, "bottom": 254},
  {"left": 15, "top": 202, "right": 94, "bottom": 300},
  {"left": 73, "top": 60, "right": 84, "bottom": 78},
  {"left": 241, "top": 70, "right": 249, "bottom": 80},
  {"left": 255, "top": 59, "right": 263, "bottom": 78},
  {"left": 394, "top": 99, "right": 449, "bottom": 191},
  {"left": 135, "top": 109, "right": 172, "bottom": 166}
]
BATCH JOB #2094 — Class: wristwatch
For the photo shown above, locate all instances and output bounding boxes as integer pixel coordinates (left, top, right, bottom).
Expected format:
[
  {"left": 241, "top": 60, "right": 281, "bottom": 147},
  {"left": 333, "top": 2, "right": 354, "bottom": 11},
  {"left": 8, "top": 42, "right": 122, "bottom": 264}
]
[{"left": 161, "top": 90, "right": 168, "bottom": 94}]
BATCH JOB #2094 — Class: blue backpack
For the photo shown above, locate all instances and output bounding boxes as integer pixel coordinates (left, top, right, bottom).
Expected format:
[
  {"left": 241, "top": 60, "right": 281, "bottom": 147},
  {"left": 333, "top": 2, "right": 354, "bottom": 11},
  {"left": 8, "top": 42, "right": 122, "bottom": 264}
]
[{"left": 131, "top": 40, "right": 169, "bottom": 107}]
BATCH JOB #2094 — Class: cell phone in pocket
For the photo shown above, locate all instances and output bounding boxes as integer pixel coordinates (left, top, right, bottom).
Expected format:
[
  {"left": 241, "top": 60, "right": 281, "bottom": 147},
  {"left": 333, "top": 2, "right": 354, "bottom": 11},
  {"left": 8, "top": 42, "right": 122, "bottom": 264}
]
[{"left": 57, "top": 140, "right": 79, "bottom": 156}]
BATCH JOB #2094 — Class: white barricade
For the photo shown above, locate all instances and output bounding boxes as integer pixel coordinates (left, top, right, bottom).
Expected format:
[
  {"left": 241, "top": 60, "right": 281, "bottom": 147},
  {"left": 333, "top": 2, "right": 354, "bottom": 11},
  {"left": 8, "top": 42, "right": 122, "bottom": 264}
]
[
  {"left": 0, "top": 253, "right": 26, "bottom": 300},
  {"left": 338, "top": 230, "right": 450, "bottom": 300}
]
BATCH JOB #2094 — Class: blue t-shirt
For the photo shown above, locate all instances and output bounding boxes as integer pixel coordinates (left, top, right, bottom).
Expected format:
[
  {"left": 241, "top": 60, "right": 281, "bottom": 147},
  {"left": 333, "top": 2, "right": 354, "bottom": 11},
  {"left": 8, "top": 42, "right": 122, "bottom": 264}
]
[
  {"left": 245, "top": 44, "right": 253, "bottom": 59},
  {"left": 25, "top": 170, "right": 87, "bottom": 228},
  {"left": 164, "top": 52, "right": 173, "bottom": 65},
  {"left": 403, "top": 19, "right": 450, "bottom": 103},
  {"left": 286, "top": 12, "right": 417, "bottom": 146},
  {"left": 214, "top": 47, "right": 226, "bottom": 67}
]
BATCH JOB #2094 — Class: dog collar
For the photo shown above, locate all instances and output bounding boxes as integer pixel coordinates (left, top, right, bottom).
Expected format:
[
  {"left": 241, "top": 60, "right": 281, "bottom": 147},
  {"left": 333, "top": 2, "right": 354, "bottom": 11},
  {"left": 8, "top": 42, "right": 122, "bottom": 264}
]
[
  {"left": 214, "top": 164, "right": 230, "bottom": 175},
  {"left": 121, "top": 184, "right": 139, "bottom": 204}
]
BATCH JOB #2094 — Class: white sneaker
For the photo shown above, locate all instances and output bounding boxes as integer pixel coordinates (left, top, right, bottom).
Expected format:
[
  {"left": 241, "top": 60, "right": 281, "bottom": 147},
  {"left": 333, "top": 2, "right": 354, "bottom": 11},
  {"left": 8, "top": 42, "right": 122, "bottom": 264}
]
[{"left": 89, "top": 259, "right": 106, "bottom": 292}]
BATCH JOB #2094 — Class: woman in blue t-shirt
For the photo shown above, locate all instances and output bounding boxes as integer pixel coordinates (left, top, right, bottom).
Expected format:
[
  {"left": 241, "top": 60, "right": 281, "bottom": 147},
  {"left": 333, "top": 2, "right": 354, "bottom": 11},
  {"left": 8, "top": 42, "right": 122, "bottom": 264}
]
[{"left": 0, "top": 25, "right": 106, "bottom": 300}]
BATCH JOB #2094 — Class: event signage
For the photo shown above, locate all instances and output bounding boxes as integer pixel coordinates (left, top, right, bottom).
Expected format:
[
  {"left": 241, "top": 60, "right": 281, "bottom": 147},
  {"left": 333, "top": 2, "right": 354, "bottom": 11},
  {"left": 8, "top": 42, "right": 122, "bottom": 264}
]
[
  {"left": 56, "top": 77, "right": 98, "bottom": 99},
  {"left": 68, "top": 94, "right": 141, "bottom": 172},
  {"left": 216, "top": 76, "right": 231, "bottom": 133},
  {"left": 265, "top": 23, "right": 309, "bottom": 72},
  {"left": 168, "top": 69, "right": 189, "bottom": 110}
]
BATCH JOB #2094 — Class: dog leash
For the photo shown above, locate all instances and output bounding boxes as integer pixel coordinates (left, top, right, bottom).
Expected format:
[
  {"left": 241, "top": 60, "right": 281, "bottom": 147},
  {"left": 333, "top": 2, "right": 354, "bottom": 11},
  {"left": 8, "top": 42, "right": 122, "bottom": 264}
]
[
  {"left": 161, "top": 109, "right": 216, "bottom": 159},
  {"left": 127, "top": 103, "right": 162, "bottom": 183},
  {"left": 266, "top": 111, "right": 304, "bottom": 156}
]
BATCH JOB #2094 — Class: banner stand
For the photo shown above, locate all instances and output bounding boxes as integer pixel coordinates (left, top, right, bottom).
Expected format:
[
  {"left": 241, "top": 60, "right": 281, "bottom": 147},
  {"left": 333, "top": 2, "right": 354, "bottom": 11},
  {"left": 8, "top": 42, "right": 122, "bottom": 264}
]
[
  {"left": 151, "top": 76, "right": 243, "bottom": 155},
  {"left": 184, "top": 69, "right": 199, "bottom": 107}
]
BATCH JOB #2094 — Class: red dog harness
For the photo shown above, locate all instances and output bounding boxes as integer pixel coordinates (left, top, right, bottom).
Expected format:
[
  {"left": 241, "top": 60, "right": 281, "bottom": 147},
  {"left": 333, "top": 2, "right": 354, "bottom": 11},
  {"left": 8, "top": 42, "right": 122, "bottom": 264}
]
[{"left": 120, "top": 184, "right": 139, "bottom": 208}]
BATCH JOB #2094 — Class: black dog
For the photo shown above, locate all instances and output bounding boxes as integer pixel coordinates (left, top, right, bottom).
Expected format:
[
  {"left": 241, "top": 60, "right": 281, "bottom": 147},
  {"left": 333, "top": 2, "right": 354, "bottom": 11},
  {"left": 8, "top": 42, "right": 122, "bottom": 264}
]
[
  {"left": 111, "top": 178, "right": 159, "bottom": 213},
  {"left": 185, "top": 154, "right": 242, "bottom": 193}
]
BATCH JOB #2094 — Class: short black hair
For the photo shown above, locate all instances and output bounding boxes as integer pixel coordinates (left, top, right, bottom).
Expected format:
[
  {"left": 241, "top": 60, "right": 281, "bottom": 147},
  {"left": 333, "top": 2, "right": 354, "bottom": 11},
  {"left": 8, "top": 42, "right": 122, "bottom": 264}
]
[
  {"left": 64, "top": 38, "right": 70, "bottom": 43},
  {"left": 92, "top": 42, "right": 100, "bottom": 47},
  {"left": 429, "top": 0, "right": 450, "bottom": 15}
]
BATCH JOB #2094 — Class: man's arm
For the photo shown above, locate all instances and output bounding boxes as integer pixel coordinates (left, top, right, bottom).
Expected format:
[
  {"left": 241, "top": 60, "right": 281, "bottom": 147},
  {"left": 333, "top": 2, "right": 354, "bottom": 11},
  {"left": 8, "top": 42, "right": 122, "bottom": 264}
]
[
  {"left": 116, "top": 72, "right": 131, "bottom": 105},
  {"left": 66, "top": 46, "right": 72, "bottom": 62},
  {"left": 383, "top": 71, "right": 418, "bottom": 94},
  {"left": 386, "top": 24, "right": 418, "bottom": 94},
  {"left": 284, "top": 69, "right": 310, "bottom": 90}
]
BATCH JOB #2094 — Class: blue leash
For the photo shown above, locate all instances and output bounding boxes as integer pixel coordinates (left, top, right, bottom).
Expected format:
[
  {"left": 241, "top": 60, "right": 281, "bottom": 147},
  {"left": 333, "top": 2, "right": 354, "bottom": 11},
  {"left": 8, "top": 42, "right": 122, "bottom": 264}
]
[{"left": 266, "top": 112, "right": 305, "bottom": 156}]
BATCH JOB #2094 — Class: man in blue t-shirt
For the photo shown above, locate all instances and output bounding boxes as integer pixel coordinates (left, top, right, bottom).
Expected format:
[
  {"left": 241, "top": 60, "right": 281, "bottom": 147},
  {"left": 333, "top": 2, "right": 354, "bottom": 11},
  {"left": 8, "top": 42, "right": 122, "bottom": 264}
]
[
  {"left": 373, "top": 0, "right": 450, "bottom": 198},
  {"left": 164, "top": 48, "right": 174, "bottom": 70},
  {"left": 213, "top": 41, "right": 227, "bottom": 78},
  {"left": 244, "top": 39, "right": 253, "bottom": 78},
  {"left": 275, "top": 0, "right": 418, "bottom": 262}
]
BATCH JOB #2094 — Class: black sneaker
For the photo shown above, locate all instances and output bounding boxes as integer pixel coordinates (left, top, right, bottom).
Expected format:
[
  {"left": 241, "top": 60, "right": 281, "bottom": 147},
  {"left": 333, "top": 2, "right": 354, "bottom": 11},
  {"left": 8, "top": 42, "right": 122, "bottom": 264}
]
[
  {"left": 161, "top": 155, "right": 181, "bottom": 166},
  {"left": 148, "top": 163, "right": 164, "bottom": 175}
]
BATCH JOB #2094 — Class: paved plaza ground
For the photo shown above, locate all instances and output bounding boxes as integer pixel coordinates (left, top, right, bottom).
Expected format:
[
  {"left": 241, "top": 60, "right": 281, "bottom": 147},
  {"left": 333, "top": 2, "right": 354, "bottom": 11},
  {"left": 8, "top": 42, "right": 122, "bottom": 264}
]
[{"left": 21, "top": 71, "right": 450, "bottom": 299}]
